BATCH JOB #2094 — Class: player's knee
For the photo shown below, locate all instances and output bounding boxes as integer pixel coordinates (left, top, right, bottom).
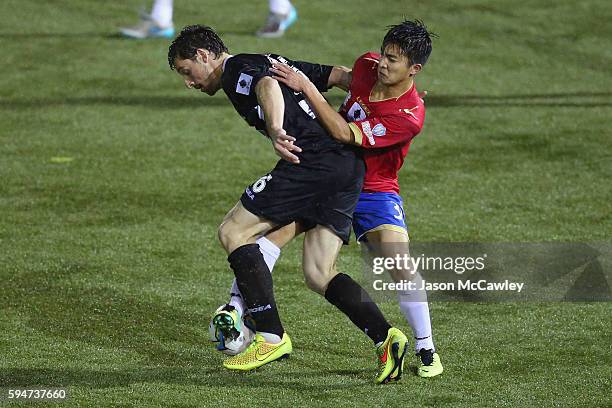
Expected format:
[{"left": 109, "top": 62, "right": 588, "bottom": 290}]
[
  {"left": 218, "top": 221, "right": 241, "bottom": 253},
  {"left": 217, "top": 222, "right": 230, "bottom": 251},
  {"left": 303, "top": 263, "right": 335, "bottom": 295},
  {"left": 304, "top": 273, "right": 326, "bottom": 295}
]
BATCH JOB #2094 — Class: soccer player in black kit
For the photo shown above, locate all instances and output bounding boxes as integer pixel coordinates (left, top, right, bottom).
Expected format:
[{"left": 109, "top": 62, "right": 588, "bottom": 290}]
[{"left": 168, "top": 25, "right": 408, "bottom": 383}]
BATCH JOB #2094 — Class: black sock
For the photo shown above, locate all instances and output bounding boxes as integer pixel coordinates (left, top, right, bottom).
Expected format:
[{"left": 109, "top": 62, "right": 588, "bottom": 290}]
[
  {"left": 227, "top": 244, "right": 284, "bottom": 337},
  {"left": 324, "top": 273, "right": 391, "bottom": 344}
]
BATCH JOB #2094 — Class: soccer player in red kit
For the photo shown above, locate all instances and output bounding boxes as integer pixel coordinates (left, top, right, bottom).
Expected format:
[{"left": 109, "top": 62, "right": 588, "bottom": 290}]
[
  {"left": 214, "top": 20, "right": 443, "bottom": 378},
  {"left": 271, "top": 19, "right": 442, "bottom": 377}
]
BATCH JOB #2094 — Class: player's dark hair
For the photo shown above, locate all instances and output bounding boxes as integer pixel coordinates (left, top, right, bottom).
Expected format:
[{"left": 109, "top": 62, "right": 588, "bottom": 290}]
[
  {"left": 168, "top": 25, "right": 229, "bottom": 70},
  {"left": 382, "top": 19, "right": 436, "bottom": 66}
]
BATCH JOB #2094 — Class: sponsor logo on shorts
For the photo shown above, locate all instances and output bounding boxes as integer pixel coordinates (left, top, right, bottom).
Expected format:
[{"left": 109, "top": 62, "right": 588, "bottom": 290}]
[
  {"left": 245, "top": 187, "right": 255, "bottom": 200},
  {"left": 393, "top": 203, "right": 404, "bottom": 220}
]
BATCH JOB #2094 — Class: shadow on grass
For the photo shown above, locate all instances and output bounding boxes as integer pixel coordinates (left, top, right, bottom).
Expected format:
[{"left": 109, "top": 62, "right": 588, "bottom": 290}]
[
  {"left": 0, "top": 367, "right": 213, "bottom": 388},
  {"left": 0, "top": 96, "right": 229, "bottom": 110},
  {"left": 0, "top": 261, "right": 417, "bottom": 391},
  {"left": 14, "top": 183, "right": 231, "bottom": 228},
  {"left": 0, "top": 29, "right": 260, "bottom": 40},
  {"left": 423, "top": 92, "right": 612, "bottom": 108},
  {"left": 0, "top": 366, "right": 368, "bottom": 391},
  {"left": 2, "top": 92, "right": 609, "bottom": 110},
  {"left": 0, "top": 32, "right": 157, "bottom": 40},
  {"left": 1, "top": 263, "right": 375, "bottom": 390},
  {"left": 1, "top": 260, "right": 375, "bottom": 389},
  {"left": 2, "top": 262, "right": 212, "bottom": 366}
]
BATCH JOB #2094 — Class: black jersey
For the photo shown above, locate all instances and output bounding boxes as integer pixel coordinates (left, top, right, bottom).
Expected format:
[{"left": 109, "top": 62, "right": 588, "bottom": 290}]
[{"left": 221, "top": 53, "right": 346, "bottom": 153}]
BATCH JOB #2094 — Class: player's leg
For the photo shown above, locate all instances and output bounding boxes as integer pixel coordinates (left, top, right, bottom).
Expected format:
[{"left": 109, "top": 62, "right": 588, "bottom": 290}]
[
  {"left": 216, "top": 222, "right": 300, "bottom": 340},
  {"left": 220, "top": 158, "right": 319, "bottom": 370},
  {"left": 212, "top": 234, "right": 282, "bottom": 353},
  {"left": 219, "top": 201, "right": 293, "bottom": 370},
  {"left": 353, "top": 190, "right": 442, "bottom": 377},
  {"left": 256, "top": 0, "right": 298, "bottom": 38},
  {"left": 119, "top": 0, "right": 175, "bottom": 39},
  {"left": 218, "top": 200, "right": 277, "bottom": 254},
  {"left": 364, "top": 229, "right": 443, "bottom": 377},
  {"left": 226, "top": 222, "right": 304, "bottom": 317},
  {"left": 150, "top": 0, "right": 173, "bottom": 28},
  {"left": 365, "top": 229, "right": 435, "bottom": 349},
  {"left": 302, "top": 225, "right": 408, "bottom": 384},
  {"left": 216, "top": 222, "right": 307, "bottom": 356},
  {"left": 214, "top": 224, "right": 299, "bottom": 356},
  {"left": 217, "top": 201, "right": 286, "bottom": 337}
]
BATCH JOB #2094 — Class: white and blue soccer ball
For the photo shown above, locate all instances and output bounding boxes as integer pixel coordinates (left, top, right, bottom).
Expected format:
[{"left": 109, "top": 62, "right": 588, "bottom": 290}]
[{"left": 208, "top": 305, "right": 255, "bottom": 356}]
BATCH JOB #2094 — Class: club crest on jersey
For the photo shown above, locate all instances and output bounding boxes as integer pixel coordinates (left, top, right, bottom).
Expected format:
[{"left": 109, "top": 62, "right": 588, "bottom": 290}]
[
  {"left": 372, "top": 123, "right": 386, "bottom": 137},
  {"left": 236, "top": 73, "right": 253, "bottom": 95},
  {"left": 347, "top": 101, "right": 367, "bottom": 121}
]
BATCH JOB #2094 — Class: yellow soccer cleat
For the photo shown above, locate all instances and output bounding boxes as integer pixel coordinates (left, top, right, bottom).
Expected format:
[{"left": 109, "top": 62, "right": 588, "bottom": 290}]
[
  {"left": 223, "top": 332, "right": 292, "bottom": 371},
  {"left": 416, "top": 349, "right": 443, "bottom": 378},
  {"left": 375, "top": 327, "right": 408, "bottom": 384}
]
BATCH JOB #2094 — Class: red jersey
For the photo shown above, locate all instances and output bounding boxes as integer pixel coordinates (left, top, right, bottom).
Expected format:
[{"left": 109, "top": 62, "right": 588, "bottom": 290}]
[{"left": 339, "top": 52, "right": 425, "bottom": 194}]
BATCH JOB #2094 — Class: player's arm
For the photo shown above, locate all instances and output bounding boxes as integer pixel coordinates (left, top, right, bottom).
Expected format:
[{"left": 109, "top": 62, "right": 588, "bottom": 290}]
[
  {"left": 254, "top": 77, "right": 302, "bottom": 164},
  {"left": 290, "top": 59, "right": 346, "bottom": 92},
  {"left": 349, "top": 114, "right": 420, "bottom": 149},
  {"left": 271, "top": 64, "right": 356, "bottom": 145},
  {"left": 327, "top": 66, "right": 352, "bottom": 91},
  {"left": 272, "top": 63, "right": 422, "bottom": 149}
]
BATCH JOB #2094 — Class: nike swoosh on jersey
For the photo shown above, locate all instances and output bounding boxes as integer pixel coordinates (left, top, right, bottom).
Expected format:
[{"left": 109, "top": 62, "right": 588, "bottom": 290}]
[{"left": 400, "top": 106, "right": 419, "bottom": 120}]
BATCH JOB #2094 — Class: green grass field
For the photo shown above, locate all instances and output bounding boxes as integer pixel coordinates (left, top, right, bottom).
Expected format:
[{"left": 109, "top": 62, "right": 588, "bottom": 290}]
[{"left": 1, "top": 0, "right": 611, "bottom": 406}]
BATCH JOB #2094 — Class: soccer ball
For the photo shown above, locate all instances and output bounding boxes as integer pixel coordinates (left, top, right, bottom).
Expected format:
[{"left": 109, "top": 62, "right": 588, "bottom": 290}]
[{"left": 208, "top": 305, "right": 255, "bottom": 356}]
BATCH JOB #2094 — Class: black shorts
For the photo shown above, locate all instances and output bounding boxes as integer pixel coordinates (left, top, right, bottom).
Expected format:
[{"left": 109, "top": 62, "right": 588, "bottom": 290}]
[{"left": 240, "top": 148, "right": 365, "bottom": 244}]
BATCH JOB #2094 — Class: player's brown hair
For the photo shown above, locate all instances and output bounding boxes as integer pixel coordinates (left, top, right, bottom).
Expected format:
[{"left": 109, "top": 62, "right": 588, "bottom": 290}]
[{"left": 168, "top": 25, "right": 229, "bottom": 69}]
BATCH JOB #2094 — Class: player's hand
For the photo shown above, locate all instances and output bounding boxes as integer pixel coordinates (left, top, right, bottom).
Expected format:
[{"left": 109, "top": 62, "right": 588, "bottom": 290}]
[
  {"left": 418, "top": 90, "right": 428, "bottom": 101},
  {"left": 270, "top": 64, "right": 310, "bottom": 94},
  {"left": 269, "top": 127, "right": 302, "bottom": 164}
]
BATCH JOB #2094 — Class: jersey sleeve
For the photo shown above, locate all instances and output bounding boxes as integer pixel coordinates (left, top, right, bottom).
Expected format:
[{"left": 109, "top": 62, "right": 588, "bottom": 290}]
[
  {"left": 349, "top": 52, "right": 379, "bottom": 88},
  {"left": 348, "top": 113, "right": 421, "bottom": 149},
  {"left": 222, "top": 55, "right": 274, "bottom": 98},
  {"left": 291, "top": 60, "right": 334, "bottom": 92}
]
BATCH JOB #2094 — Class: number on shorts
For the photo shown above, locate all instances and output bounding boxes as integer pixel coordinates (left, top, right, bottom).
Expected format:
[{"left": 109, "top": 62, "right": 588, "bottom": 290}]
[{"left": 252, "top": 174, "right": 272, "bottom": 193}]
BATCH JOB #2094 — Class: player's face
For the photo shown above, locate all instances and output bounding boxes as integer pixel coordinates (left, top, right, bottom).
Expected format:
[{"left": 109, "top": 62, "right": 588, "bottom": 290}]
[
  {"left": 378, "top": 44, "right": 422, "bottom": 86},
  {"left": 174, "top": 50, "right": 220, "bottom": 95}
]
